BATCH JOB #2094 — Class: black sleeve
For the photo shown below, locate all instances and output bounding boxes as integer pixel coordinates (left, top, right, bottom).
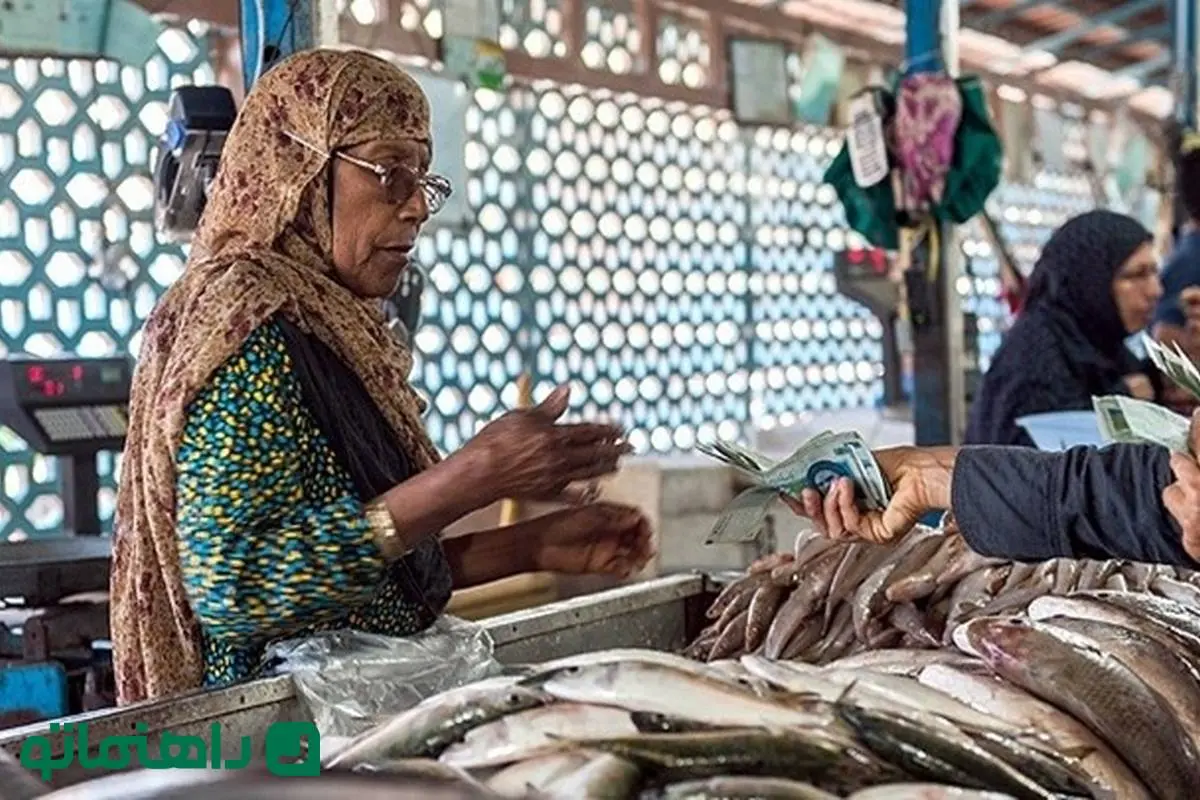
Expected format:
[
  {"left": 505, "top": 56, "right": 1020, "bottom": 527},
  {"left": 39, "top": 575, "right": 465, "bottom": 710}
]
[{"left": 951, "top": 444, "right": 1196, "bottom": 566}]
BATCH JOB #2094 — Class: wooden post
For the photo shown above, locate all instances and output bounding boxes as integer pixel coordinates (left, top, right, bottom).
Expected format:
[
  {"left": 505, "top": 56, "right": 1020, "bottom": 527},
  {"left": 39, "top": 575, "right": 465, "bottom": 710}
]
[{"left": 497, "top": 373, "right": 533, "bottom": 527}]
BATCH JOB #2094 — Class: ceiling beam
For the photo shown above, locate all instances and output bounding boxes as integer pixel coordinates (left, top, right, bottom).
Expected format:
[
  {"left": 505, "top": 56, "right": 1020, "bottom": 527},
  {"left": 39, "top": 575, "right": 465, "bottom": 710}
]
[
  {"left": 1022, "top": 0, "right": 1164, "bottom": 54},
  {"left": 970, "top": 0, "right": 1050, "bottom": 29},
  {"left": 1114, "top": 50, "right": 1172, "bottom": 80},
  {"left": 1078, "top": 20, "right": 1170, "bottom": 54}
]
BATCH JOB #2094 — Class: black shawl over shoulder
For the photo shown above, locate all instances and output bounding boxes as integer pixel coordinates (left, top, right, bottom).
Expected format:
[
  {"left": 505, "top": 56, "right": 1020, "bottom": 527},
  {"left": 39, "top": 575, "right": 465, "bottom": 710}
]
[
  {"left": 276, "top": 318, "right": 454, "bottom": 623},
  {"left": 965, "top": 210, "right": 1153, "bottom": 446}
]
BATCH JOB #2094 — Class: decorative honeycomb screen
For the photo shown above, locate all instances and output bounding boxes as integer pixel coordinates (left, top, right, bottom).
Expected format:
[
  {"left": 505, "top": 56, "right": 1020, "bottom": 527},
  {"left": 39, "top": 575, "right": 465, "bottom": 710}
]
[{"left": 0, "top": 20, "right": 1094, "bottom": 541}]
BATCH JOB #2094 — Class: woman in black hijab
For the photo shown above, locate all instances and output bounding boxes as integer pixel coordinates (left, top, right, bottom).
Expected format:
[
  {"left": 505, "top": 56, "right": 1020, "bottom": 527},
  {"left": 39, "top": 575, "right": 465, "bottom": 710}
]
[{"left": 965, "top": 209, "right": 1163, "bottom": 446}]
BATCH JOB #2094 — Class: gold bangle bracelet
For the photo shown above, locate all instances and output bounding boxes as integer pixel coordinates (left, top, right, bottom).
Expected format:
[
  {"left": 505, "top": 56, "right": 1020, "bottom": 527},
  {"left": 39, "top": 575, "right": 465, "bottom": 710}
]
[{"left": 365, "top": 499, "right": 408, "bottom": 561}]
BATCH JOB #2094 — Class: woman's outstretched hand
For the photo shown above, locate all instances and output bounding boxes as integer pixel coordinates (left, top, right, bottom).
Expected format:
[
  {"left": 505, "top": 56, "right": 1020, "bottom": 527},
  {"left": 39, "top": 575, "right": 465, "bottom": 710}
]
[
  {"left": 459, "top": 384, "right": 631, "bottom": 504},
  {"left": 779, "top": 446, "right": 957, "bottom": 544}
]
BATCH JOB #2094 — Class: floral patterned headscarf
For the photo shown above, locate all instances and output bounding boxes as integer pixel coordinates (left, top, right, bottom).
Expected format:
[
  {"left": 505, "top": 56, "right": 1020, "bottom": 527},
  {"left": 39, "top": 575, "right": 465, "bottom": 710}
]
[{"left": 111, "top": 49, "right": 441, "bottom": 704}]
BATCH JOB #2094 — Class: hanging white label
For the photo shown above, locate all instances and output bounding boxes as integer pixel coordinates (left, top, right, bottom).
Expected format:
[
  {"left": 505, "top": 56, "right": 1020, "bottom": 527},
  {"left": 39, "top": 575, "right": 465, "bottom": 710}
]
[{"left": 846, "top": 93, "right": 888, "bottom": 188}]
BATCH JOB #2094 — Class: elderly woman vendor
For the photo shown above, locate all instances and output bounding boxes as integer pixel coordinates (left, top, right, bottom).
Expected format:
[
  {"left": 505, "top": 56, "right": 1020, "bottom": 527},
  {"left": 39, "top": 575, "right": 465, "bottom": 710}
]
[{"left": 110, "top": 50, "right": 653, "bottom": 705}]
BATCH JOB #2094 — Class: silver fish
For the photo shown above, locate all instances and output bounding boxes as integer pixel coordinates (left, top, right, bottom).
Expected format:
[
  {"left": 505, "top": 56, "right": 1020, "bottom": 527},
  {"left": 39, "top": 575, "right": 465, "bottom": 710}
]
[
  {"left": 1123, "top": 562, "right": 1155, "bottom": 592},
  {"left": 350, "top": 758, "right": 492, "bottom": 792},
  {"left": 887, "top": 603, "right": 940, "bottom": 648},
  {"left": 438, "top": 703, "right": 640, "bottom": 769},
  {"left": 819, "top": 668, "right": 1015, "bottom": 734},
  {"left": 1104, "top": 573, "right": 1129, "bottom": 592},
  {"left": 1051, "top": 560, "right": 1080, "bottom": 595},
  {"left": 1085, "top": 590, "right": 1200, "bottom": 651},
  {"left": 659, "top": 776, "right": 839, "bottom": 799},
  {"left": 917, "top": 663, "right": 1150, "bottom": 799},
  {"left": 962, "top": 616, "right": 1200, "bottom": 800},
  {"left": 485, "top": 751, "right": 594, "bottom": 797},
  {"left": 543, "top": 753, "right": 641, "bottom": 799},
  {"left": 836, "top": 703, "right": 1056, "bottom": 800},
  {"left": 763, "top": 546, "right": 846, "bottom": 658},
  {"left": 935, "top": 549, "right": 1007, "bottom": 588},
  {"left": 1151, "top": 574, "right": 1200, "bottom": 606},
  {"left": 998, "top": 562, "right": 1036, "bottom": 595},
  {"left": 886, "top": 534, "right": 965, "bottom": 603},
  {"left": 827, "top": 649, "right": 980, "bottom": 677},
  {"left": 325, "top": 677, "right": 550, "bottom": 766},
  {"left": 1039, "top": 615, "right": 1200, "bottom": 752},
  {"left": 852, "top": 528, "right": 944, "bottom": 640},
  {"left": 526, "top": 661, "right": 833, "bottom": 729},
  {"left": 847, "top": 786, "right": 1016, "bottom": 800},
  {"left": 1027, "top": 594, "right": 1200, "bottom": 666},
  {"left": 538, "top": 648, "right": 726, "bottom": 674},
  {"left": 575, "top": 727, "right": 905, "bottom": 792}
]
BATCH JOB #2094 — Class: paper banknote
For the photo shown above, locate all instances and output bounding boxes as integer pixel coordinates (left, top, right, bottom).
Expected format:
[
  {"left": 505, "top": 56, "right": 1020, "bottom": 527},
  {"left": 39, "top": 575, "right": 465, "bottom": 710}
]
[
  {"left": 697, "top": 430, "right": 892, "bottom": 544},
  {"left": 1094, "top": 395, "right": 1191, "bottom": 453}
]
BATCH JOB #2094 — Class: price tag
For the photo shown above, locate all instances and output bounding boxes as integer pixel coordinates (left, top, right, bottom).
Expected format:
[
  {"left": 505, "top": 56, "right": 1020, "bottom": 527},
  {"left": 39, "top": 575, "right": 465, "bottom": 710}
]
[{"left": 846, "top": 93, "right": 888, "bottom": 188}]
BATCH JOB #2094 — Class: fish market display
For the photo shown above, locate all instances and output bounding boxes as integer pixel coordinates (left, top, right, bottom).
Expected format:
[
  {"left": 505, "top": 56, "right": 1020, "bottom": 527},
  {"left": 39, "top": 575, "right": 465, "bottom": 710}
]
[
  {"left": 697, "top": 432, "right": 891, "bottom": 544},
  {"left": 322, "top": 588, "right": 1200, "bottom": 800},
  {"left": 686, "top": 525, "right": 1200, "bottom": 663}
]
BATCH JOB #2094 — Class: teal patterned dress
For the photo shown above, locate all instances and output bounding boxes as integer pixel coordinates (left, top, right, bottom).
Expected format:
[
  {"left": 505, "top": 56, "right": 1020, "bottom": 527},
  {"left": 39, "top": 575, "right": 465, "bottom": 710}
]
[{"left": 174, "top": 318, "right": 443, "bottom": 688}]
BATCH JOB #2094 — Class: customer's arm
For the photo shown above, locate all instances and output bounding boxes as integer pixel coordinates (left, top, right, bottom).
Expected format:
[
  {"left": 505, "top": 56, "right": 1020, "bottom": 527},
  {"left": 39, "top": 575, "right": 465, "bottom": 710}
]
[
  {"left": 952, "top": 444, "right": 1194, "bottom": 565},
  {"left": 793, "top": 441, "right": 1199, "bottom": 567}
]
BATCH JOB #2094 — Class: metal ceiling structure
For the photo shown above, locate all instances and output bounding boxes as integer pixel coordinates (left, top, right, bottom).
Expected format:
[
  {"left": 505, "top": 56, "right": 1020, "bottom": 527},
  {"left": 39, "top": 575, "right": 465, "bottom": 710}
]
[
  {"left": 955, "top": 0, "right": 1169, "bottom": 79},
  {"left": 133, "top": 0, "right": 1184, "bottom": 122}
]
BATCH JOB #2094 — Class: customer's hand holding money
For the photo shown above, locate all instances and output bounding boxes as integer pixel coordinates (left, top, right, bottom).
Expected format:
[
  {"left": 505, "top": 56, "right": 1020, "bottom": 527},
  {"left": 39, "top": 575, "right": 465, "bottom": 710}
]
[
  {"left": 697, "top": 431, "right": 892, "bottom": 544},
  {"left": 789, "top": 445, "right": 956, "bottom": 544}
]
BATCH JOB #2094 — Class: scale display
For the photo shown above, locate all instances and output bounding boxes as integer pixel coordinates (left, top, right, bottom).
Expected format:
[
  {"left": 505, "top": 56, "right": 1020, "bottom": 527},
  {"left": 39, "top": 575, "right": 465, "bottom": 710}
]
[{"left": 0, "top": 355, "right": 131, "bottom": 454}]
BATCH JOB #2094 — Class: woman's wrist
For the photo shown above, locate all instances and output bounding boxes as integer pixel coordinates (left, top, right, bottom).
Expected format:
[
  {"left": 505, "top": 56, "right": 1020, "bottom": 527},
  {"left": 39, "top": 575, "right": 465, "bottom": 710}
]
[{"left": 441, "top": 447, "right": 504, "bottom": 509}]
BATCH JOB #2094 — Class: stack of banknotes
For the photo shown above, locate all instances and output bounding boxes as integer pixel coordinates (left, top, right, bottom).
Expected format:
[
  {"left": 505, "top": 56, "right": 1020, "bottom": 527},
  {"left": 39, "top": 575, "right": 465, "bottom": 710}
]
[
  {"left": 697, "top": 432, "right": 892, "bottom": 544},
  {"left": 1094, "top": 335, "right": 1200, "bottom": 454}
]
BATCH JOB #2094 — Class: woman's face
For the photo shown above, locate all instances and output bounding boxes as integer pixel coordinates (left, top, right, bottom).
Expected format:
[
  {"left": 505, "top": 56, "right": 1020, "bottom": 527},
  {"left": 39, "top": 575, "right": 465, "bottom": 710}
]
[
  {"left": 1111, "top": 242, "right": 1162, "bottom": 333},
  {"left": 330, "top": 137, "right": 430, "bottom": 299}
]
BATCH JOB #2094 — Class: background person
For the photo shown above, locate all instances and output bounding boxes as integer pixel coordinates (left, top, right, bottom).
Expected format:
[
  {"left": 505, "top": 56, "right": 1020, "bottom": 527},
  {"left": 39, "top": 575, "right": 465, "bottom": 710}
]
[{"left": 965, "top": 209, "right": 1162, "bottom": 446}]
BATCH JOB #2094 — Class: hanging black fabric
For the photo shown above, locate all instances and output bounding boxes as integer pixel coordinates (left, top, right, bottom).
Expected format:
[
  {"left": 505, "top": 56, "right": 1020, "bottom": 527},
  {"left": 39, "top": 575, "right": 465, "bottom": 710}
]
[{"left": 276, "top": 318, "right": 454, "bottom": 620}]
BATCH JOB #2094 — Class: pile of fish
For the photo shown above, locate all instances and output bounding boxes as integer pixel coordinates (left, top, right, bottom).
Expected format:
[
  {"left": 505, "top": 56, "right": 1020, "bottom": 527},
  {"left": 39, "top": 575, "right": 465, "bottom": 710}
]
[
  {"left": 685, "top": 525, "right": 1200, "bottom": 663},
  {"left": 319, "top": 584, "right": 1200, "bottom": 800}
]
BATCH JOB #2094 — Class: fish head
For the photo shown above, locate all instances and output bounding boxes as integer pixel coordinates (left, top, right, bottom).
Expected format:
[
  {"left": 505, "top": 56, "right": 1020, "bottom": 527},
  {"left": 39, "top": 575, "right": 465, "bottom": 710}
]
[
  {"left": 520, "top": 662, "right": 620, "bottom": 691},
  {"left": 954, "top": 616, "right": 1032, "bottom": 667},
  {"left": 494, "top": 684, "right": 553, "bottom": 712}
]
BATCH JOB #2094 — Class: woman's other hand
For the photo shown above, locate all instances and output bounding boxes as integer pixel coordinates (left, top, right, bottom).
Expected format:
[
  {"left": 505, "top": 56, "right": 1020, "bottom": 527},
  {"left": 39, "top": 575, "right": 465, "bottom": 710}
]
[
  {"left": 462, "top": 384, "right": 631, "bottom": 503},
  {"left": 779, "top": 446, "right": 956, "bottom": 544},
  {"left": 532, "top": 502, "right": 655, "bottom": 578},
  {"left": 1123, "top": 372, "right": 1155, "bottom": 401},
  {"left": 1163, "top": 410, "right": 1200, "bottom": 562}
]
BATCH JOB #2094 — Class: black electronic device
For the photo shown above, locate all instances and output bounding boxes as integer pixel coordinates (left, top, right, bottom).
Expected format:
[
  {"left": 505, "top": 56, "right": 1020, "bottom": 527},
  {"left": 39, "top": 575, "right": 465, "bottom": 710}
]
[
  {"left": 833, "top": 246, "right": 904, "bottom": 407},
  {"left": 0, "top": 354, "right": 132, "bottom": 536},
  {"left": 152, "top": 86, "right": 239, "bottom": 242}
]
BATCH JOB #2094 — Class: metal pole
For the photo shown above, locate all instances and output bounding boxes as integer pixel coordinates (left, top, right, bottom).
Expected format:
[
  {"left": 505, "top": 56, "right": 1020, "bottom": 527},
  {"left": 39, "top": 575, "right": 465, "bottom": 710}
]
[
  {"left": 239, "top": 0, "right": 339, "bottom": 93},
  {"left": 1173, "top": 0, "right": 1199, "bottom": 239},
  {"left": 1174, "top": 0, "right": 1198, "bottom": 129},
  {"left": 905, "top": 0, "right": 966, "bottom": 445}
]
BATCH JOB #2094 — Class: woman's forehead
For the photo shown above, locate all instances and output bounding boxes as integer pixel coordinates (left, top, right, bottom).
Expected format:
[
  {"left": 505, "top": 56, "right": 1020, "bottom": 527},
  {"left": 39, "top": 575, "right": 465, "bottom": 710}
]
[{"left": 352, "top": 137, "right": 430, "bottom": 161}]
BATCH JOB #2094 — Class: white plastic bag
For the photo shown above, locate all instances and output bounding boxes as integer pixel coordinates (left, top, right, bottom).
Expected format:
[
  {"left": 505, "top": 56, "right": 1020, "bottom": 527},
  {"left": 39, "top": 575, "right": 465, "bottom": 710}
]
[{"left": 265, "top": 616, "right": 502, "bottom": 739}]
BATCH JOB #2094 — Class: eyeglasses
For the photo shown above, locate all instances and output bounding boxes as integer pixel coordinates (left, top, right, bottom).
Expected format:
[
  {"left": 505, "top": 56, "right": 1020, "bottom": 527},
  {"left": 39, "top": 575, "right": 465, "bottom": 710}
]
[{"left": 283, "top": 131, "right": 453, "bottom": 215}]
